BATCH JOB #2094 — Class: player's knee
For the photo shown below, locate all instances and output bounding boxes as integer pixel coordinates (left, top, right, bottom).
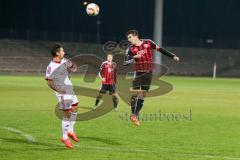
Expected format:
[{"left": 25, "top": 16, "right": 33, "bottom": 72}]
[
  {"left": 136, "top": 91, "right": 142, "bottom": 98},
  {"left": 142, "top": 92, "right": 147, "bottom": 98},
  {"left": 98, "top": 93, "right": 103, "bottom": 98},
  {"left": 63, "top": 109, "right": 71, "bottom": 118},
  {"left": 137, "top": 95, "right": 143, "bottom": 100},
  {"left": 71, "top": 108, "right": 78, "bottom": 113},
  {"left": 71, "top": 105, "right": 78, "bottom": 113},
  {"left": 132, "top": 92, "right": 138, "bottom": 97},
  {"left": 131, "top": 95, "right": 137, "bottom": 102},
  {"left": 112, "top": 95, "right": 118, "bottom": 101},
  {"left": 137, "top": 93, "right": 145, "bottom": 100}
]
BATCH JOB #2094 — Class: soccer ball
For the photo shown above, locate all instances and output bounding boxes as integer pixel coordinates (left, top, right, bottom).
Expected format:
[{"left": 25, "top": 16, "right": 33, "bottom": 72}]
[{"left": 86, "top": 3, "right": 100, "bottom": 16}]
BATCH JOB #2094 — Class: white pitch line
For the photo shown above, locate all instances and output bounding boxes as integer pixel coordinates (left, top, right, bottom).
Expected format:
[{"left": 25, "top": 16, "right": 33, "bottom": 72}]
[
  {"left": 74, "top": 144, "right": 152, "bottom": 153},
  {"left": 6, "top": 138, "right": 237, "bottom": 160},
  {"left": 0, "top": 128, "right": 239, "bottom": 160},
  {"left": 73, "top": 144, "right": 240, "bottom": 160},
  {"left": 0, "top": 126, "right": 35, "bottom": 143}
]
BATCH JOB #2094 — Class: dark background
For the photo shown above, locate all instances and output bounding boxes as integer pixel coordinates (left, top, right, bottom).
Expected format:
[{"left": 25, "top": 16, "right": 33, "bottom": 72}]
[{"left": 0, "top": 0, "right": 239, "bottom": 41}]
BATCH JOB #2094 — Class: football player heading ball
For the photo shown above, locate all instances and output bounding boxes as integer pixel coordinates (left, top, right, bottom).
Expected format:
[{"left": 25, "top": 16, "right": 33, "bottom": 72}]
[{"left": 124, "top": 29, "right": 180, "bottom": 127}]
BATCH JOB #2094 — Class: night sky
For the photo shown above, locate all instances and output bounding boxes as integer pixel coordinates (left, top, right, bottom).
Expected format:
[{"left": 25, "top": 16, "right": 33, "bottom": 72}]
[{"left": 0, "top": 0, "right": 240, "bottom": 41}]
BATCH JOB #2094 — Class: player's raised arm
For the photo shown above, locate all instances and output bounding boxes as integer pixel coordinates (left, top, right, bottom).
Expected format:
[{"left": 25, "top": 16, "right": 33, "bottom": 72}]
[
  {"left": 159, "top": 48, "right": 176, "bottom": 59},
  {"left": 148, "top": 39, "right": 180, "bottom": 62},
  {"left": 159, "top": 48, "right": 180, "bottom": 61},
  {"left": 124, "top": 48, "right": 134, "bottom": 66},
  {"left": 65, "top": 59, "right": 78, "bottom": 73},
  {"left": 69, "top": 61, "right": 78, "bottom": 72}
]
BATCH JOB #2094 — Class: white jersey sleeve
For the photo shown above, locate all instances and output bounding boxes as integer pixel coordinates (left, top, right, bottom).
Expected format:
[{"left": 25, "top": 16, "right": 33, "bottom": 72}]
[{"left": 45, "top": 64, "right": 54, "bottom": 80}]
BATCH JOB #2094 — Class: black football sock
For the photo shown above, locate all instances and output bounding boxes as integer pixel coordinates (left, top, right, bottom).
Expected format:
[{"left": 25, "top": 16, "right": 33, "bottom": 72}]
[
  {"left": 95, "top": 95, "right": 102, "bottom": 106},
  {"left": 130, "top": 95, "right": 137, "bottom": 115},
  {"left": 112, "top": 95, "right": 118, "bottom": 108},
  {"left": 136, "top": 99, "right": 144, "bottom": 116}
]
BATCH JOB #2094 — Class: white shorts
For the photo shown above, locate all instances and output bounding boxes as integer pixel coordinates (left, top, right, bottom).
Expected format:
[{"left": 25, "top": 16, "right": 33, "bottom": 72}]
[{"left": 55, "top": 93, "right": 79, "bottom": 110}]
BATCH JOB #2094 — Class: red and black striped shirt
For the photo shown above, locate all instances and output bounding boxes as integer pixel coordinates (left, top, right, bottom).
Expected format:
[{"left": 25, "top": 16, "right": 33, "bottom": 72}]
[
  {"left": 125, "top": 39, "right": 162, "bottom": 72},
  {"left": 99, "top": 61, "right": 117, "bottom": 84}
]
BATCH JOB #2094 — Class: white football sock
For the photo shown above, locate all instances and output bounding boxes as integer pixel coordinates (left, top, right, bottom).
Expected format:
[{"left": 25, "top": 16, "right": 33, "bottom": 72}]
[
  {"left": 68, "top": 112, "right": 77, "bottom": 133},
  {"left": 62, "top": 118, "right": 70, "bottom": 140}
]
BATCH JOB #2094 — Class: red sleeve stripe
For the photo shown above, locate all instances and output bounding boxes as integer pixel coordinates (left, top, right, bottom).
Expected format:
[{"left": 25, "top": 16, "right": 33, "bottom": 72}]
[
  {"left": 45, "top": 77, "right": 53, "bottom": 81},
  {"left": 72, "top": 103, "right": 78, "bottom": 107}
]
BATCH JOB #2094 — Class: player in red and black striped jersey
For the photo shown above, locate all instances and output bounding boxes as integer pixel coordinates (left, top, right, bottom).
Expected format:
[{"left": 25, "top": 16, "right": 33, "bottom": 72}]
[
  {"left": 124, "top": 29, "right": 180, "bottom": 126},
  {"left": 94, "top": 54, "right": 119, "bottom": 111}
]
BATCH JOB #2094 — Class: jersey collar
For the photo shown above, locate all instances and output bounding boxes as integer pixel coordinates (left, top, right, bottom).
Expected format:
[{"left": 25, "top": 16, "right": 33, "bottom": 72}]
[{"left": 52, "top": 59, "right": 61, "bottom": 63}]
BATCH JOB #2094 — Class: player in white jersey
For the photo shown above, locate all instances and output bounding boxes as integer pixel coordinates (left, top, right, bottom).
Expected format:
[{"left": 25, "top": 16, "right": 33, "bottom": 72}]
[{"left": 45, "top": 44, "right": 79, "bottom": 149}]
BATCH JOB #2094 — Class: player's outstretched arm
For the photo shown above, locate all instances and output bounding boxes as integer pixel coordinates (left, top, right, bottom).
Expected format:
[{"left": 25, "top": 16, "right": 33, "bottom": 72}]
[
  {"left": 148, "top": 39, "right": 180, "bottom": 62},
  {"left": 159, "top": 48, "right": 180, "bottom": 62}
]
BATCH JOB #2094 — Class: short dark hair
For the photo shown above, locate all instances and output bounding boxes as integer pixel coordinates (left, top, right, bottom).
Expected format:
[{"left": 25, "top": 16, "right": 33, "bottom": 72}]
[
  {"left": 125, "top": 29, "right": 139, "bottom": 37},
  {"left": 50, "top": 44, "right": 62, "bottom": 57}
]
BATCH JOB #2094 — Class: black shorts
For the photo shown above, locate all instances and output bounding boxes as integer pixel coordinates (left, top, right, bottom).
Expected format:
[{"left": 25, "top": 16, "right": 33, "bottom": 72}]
[
  {"left": 100, "top": 84, "right": 116, "bottom": 95},
  {"left": 133, "top": 72, "right": 152, "bottom": 91}
]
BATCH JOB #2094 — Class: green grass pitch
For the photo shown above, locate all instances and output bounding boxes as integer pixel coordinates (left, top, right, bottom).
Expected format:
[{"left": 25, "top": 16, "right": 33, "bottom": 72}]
[{"left": 0, "top": 75, "right": 240, "bottom": 160}]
